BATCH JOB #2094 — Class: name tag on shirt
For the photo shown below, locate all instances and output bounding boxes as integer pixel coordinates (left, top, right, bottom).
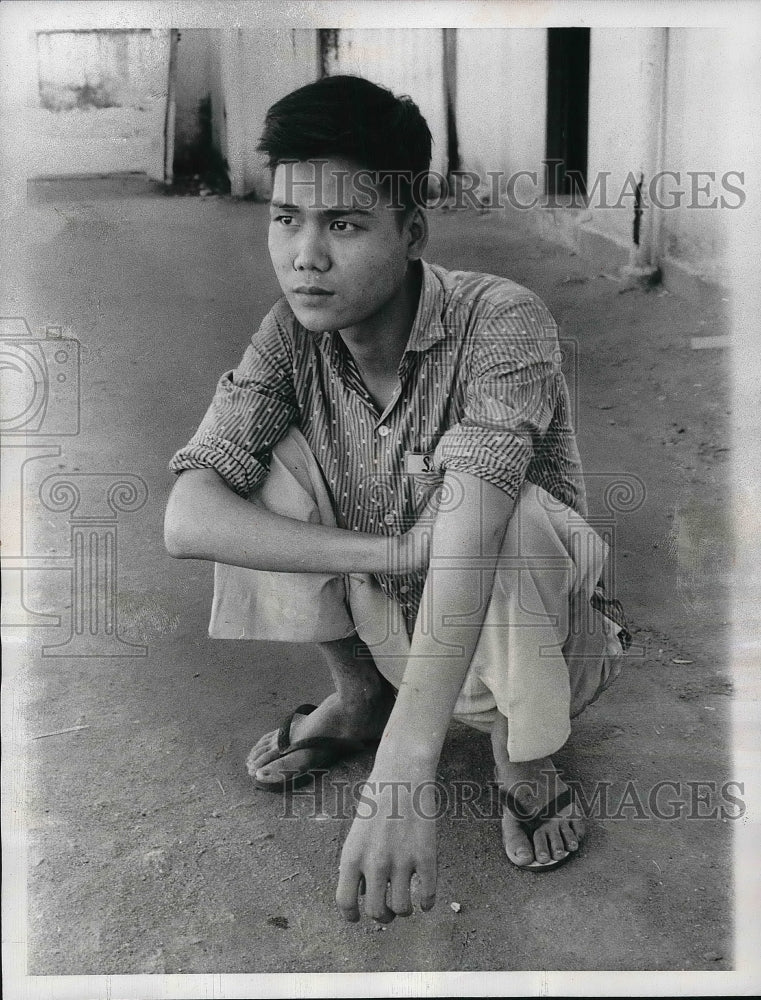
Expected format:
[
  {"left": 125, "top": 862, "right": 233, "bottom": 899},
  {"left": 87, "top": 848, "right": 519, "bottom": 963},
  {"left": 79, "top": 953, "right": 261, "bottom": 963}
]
[{"left": 404, "top": 452, "right": 436, "bottom": 475}]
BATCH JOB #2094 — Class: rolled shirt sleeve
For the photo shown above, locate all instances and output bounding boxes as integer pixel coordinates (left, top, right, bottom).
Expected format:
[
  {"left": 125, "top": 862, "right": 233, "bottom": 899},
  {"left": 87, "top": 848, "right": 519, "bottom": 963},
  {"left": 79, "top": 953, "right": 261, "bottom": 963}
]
[
  {"left": 433, "top": 296, "right": 561, "bottom": 499},
  {"left": 169, "top": 306, "right": 299, "bottom": 497}
]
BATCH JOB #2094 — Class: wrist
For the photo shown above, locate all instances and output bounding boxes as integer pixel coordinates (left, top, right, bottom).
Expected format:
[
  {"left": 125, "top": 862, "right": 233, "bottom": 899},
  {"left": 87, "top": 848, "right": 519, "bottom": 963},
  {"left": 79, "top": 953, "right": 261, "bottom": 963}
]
[
  {"left": 371, "top": 738, "right": 440, "bottom": 781},
  {"left": 372, "top": 532, "right": 407, "bottom": 575}
]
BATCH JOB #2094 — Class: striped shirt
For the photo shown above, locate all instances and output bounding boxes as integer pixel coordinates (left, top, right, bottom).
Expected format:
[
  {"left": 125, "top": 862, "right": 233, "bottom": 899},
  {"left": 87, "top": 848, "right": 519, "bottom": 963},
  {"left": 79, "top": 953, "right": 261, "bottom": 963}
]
[{"left": 170, "top": 260, "right": 587, "bottom": 622}]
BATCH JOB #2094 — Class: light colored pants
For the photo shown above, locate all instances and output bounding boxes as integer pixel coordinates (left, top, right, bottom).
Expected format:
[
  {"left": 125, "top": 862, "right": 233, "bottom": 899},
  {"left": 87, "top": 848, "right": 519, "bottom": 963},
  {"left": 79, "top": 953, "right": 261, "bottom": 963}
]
[{"left": 210, "top": 428, "right": 625, "bottom": 761}]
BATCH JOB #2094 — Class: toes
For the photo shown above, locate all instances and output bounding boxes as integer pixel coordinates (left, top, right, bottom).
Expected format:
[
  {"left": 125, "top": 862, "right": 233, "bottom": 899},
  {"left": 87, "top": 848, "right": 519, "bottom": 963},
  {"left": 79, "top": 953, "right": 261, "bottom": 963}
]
[
  {"left": 248, "top": 744, "right": 278, "bottom": 769},
  {"left": 532, "top": 829, "right": 552, "bottom": 865},
  {"left": 254, "top": 748, "right": 315, "bottom": 782},
  {"left": 502, "top": 819, "right": 535, "bottom": 866},
  {"left": 547, "top": 824, "right": 568, "bottom": 861},
  {"left": 247, "top": 733, "right": 280, "bottom": 769},
  {"left": 253, "top": 730, "right": 278, "bottom": 753},
  {"left": 569, "top": 816, "right": 586, "bottom": 841},
  {"left": 246, "top": 744, "right": 282, "bottom": 777},
  {"left": 560, "top": 820, "right": 579, "bottom": 852}
]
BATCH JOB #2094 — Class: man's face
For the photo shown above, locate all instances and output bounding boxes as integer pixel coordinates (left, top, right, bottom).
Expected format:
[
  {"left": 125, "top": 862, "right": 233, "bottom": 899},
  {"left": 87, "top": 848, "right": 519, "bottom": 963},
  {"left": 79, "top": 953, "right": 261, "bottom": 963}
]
[{"left": 268, "top": 158, "right": 422, "bottom": 333}]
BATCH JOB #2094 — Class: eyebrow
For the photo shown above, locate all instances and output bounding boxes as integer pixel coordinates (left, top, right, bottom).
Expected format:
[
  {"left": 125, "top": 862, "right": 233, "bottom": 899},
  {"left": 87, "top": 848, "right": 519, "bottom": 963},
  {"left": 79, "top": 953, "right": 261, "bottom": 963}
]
[{"left": 270, "top": 200, "right": 377, "bottom": 218}]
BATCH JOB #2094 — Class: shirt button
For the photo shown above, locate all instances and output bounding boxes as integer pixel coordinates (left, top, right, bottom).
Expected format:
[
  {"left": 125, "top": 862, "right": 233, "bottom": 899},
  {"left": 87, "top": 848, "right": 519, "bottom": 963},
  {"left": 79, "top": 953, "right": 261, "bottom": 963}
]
[
  {"left": 399, "top": 585, "right": 410, "bottom": 594},
  {"left": 377, "top": 426, "right": 391, "bottom": 437},
  {"left": 383, "top": 512, "right": 395, "bottom": 525}
]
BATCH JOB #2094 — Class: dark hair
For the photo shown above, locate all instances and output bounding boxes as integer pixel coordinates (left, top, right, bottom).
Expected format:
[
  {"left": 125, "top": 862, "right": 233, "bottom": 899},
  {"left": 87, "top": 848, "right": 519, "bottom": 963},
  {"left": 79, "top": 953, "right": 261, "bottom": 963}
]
[{"left": 257, "top": 75, "right": 432, "bottom": 210}]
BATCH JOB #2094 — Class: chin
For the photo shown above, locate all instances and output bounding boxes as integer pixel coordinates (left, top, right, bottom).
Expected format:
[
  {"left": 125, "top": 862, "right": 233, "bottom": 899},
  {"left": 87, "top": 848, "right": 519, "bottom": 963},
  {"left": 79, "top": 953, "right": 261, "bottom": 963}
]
[
  {"left": 289, "top": 306, "right": 338, "bottom": 332},
  {"left": 288, "top": 299, "right": 359, "bottom": 333}
]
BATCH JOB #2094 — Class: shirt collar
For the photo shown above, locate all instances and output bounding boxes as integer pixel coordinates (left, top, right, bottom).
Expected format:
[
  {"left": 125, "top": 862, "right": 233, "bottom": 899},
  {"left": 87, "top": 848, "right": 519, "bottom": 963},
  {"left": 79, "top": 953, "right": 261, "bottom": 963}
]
[
  {"left": 404, "top": 259, "right": 448, "bottom": 352},
  {"left": 314, "top": 259, "right": 447, "bottom": 355}
]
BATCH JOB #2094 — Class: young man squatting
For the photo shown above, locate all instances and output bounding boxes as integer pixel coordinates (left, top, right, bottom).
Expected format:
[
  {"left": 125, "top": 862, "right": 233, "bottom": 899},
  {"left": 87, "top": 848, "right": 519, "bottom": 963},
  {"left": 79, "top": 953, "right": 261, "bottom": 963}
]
[{"left": 165, "top": 75, "right": 629, "bottom": 923}]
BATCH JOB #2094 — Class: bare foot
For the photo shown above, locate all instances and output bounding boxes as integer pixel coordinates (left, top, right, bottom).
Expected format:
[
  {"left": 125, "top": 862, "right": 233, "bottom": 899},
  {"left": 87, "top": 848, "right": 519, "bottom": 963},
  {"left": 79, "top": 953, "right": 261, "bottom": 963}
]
[
  {"left": 247, "top": 686, "right": 395, "bottom": 785},
  {"left": 491, "top": 715, "right": 585, "bottom": 869}
]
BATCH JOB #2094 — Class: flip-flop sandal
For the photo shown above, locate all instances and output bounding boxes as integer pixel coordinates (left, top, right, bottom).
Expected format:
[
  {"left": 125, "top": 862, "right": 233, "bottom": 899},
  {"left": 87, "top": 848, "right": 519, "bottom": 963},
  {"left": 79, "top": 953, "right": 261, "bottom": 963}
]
[
  {"left": 499, "top": 784, "right": 578, "bottom": 871},
  {"left": 251, "top": 703, "right": 379, "bottom": 792}
]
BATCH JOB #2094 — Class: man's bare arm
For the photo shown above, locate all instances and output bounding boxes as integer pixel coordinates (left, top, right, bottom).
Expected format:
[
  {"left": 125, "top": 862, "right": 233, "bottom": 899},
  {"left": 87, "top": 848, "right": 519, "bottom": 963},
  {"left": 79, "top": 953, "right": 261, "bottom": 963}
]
[
  {"left": 336, "top": 470, "right": 515, "bottom": 921},
  {"left": 164, "top": 467, "right": 425, "bottom": 575},
  {"left": 375, "top": 469, "right": 514, "bottom": 769}
]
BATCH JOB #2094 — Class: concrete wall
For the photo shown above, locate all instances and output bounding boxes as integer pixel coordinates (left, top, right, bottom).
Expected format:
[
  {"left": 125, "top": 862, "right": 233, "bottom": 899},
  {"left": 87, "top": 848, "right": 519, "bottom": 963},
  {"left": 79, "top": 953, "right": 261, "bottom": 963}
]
[
  {"left": 220, "top": 28, "right": 318, "bottom": 198},
  {"left": 659, "top": 28, "right": 740, "bottom": 286},
  {"left": 586, "top": 29, "right": 664, "bottom": 255},
  {"left": 27, "top": 29, "right": 170, "bottom": 181},
  {"left": 456, "top": 28, "right": 547, "bottom": 195},
  {"left": 322, "top": 28, "right": 448, "bottom": 177},
  {"left": 220, "top": 28, "right": 450, "bottom": 198},
  {"left": 584, "top": 26, "right": 743, "bottom": 290}
]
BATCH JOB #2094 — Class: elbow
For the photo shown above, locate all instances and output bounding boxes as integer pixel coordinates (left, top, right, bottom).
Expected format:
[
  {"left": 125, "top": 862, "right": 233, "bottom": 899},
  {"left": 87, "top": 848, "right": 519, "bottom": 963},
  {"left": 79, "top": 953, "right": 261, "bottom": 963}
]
[
  {"left": 164, "top": 467, "right": 230, "bottom": 560},
  {"left": 164, "top": 524, "right": 189, "bottom": 559},
  {"left": 164, "top": 485, "right": 199, "bottom": 559},
  {"left": 164, "top": 513, "right": 193, "bottom": 559}
]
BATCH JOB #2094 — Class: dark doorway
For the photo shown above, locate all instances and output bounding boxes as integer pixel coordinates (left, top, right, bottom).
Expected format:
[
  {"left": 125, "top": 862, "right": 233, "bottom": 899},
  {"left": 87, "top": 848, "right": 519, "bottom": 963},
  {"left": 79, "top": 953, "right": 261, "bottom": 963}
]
[
  {"left": 545, "top": 28, "right": 590, "bottom": 198},
  {"left": 170, "top": 29, "right": 229, "bottom": 195},
  {"left": 442, "top": 28, "right": 461, "bottom": 178}
]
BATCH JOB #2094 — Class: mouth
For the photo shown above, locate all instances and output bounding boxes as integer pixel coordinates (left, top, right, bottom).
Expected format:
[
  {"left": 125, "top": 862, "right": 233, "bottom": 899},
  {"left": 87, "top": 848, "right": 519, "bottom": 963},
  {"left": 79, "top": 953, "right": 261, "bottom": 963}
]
[{"left": 292, "top": 285, "right": 334, "bottom": 297}]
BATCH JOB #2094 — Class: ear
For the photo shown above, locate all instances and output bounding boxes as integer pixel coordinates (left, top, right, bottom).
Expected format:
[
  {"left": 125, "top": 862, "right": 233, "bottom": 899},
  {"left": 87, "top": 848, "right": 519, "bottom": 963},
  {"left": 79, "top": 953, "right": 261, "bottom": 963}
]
[{"left": 405, "top": 208, "right": 429, "bottom": 261}]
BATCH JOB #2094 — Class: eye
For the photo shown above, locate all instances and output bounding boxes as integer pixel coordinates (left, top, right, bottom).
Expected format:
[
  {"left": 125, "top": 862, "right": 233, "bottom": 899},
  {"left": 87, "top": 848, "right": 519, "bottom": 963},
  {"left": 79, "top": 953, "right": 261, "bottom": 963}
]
[
  {"left": 329, "top": 219, "right": 358, "bottom": 232},
  {"left": 273, "top": 214, "right": 295, "bottom": 226}
]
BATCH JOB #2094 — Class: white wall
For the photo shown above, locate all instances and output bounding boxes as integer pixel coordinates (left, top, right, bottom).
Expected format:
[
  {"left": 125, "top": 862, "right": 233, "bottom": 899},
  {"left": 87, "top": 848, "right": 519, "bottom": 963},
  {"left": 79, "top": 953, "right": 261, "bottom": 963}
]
[
  {"left": 660, "top": 28, "right": 741, "bottom": 282},
  {"left": 586, "top": 29, "right": 665, "bottom": 254},
  {"left": 456, "top": 28, "right": 547, "bottom": 196},
  {"left": 26, "top": 28, "right": 170, "bottom": 181},
  {"left": 322, "top": 28, "right": 447, "bottom": 177},
  {"left": 586, "top": 26, "right": 745, "bottom": 284},
  {"left": 222, "top": 28, "right": 449, "bottom": 198},
  {"left": 220, "top": 27, "right": 318, "bottom": 197}
]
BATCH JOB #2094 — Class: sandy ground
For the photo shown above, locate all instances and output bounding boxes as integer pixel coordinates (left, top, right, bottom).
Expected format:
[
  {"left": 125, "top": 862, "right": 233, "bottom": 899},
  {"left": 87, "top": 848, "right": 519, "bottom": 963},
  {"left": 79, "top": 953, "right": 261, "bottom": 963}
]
[{"left": 8, "top": 177, "right": 735, "bottom": 974}]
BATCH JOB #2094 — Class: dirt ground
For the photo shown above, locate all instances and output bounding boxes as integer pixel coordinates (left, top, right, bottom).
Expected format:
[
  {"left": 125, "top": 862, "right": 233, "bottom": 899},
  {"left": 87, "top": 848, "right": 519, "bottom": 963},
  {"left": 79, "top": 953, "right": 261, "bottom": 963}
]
[{"left": 8, "top": 177, "right": 736, "bottom": 976}]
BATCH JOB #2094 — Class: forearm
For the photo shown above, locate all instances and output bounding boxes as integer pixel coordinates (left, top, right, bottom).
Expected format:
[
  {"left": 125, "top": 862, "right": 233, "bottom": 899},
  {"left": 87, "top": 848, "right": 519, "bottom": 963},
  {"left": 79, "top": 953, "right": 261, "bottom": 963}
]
[
  {"left": 165, "top": 467, "right": 397, "bottom": 574},
  {"left": 373, "top": 473, "right": 515, "bottom": 776}
]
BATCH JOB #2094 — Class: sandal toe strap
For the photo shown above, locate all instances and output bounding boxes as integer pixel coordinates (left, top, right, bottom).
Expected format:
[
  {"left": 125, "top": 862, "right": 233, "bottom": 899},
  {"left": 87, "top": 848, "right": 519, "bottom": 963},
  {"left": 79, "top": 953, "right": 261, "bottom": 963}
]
[
  {"left": 501, "top": 785, "right": 574, "bottom": 833},
  {"left": 276, "top": 703, "right": 318, "bottom": 752}
]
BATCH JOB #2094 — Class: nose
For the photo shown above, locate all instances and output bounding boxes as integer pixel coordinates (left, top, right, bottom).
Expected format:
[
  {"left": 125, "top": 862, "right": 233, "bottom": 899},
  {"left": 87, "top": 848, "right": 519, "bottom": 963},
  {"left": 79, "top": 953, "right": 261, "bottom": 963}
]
[{"left": 292, "top": 224, "right": 330, "bottom": 272}]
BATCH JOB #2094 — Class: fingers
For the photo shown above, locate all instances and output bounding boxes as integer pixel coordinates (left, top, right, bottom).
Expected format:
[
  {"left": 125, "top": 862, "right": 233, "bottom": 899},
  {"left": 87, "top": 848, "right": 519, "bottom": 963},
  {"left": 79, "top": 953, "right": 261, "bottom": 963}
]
[
  {"left": 415, "top": 862, "right": 437, "bottom": 912},
  {"left": 362, "top": 871, "right": 395, "bottom": 923},
  {"left": 336, "top": 862, "right": 363, "bottom": 923},
  {"left": 337, "top": 865, "right": 436, "bottom": 921},
  {"left": 337, "top": 864, "right": 395, "bottom": 924},
  {"left": 388, "top": 867, "right": 414, "bottom": 917}
]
